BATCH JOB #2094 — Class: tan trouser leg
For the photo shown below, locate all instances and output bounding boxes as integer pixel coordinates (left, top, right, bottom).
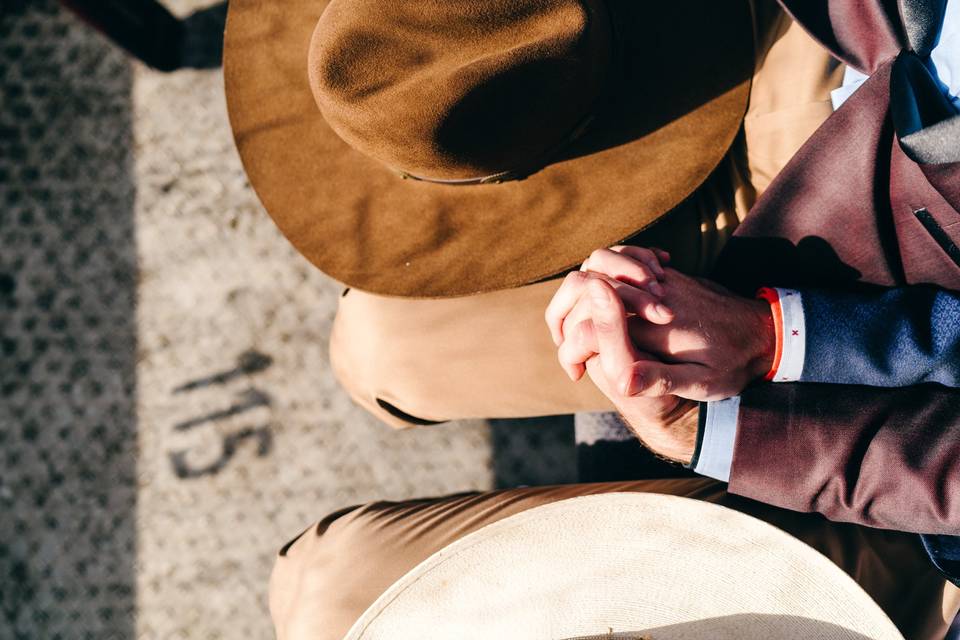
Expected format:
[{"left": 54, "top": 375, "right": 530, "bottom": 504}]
[
  {"left": 270, "top": 480, "right": 958, "bottom": 640},
  {"left": 329, "top": 8, "right": 843, "bottom": 429},
  {"left": 329, "top": 196, "right": 722, "bottom": 428},
  {"left": 330, "top": 277, "right": 615, "bottom": 428}
]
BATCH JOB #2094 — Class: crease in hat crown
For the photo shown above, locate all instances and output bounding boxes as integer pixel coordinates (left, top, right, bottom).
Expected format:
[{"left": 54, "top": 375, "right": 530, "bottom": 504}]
[{"left": 307, "top": 0, "right": 613, "bottom": 182}]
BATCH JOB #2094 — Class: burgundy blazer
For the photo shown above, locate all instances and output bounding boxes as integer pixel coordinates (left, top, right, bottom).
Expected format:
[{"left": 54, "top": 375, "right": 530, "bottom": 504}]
[{"left": 713, "top": 0, "right": 960, "bottom": 534}]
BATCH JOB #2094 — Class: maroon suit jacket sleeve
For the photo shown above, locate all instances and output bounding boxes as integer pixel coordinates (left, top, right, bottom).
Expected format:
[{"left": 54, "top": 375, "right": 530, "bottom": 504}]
[
  {"left": 716, "top": 0, "right": 960, "bottom": 537},
  {"left": 728, "top": 382, "right": 960, "bottom": 535}
]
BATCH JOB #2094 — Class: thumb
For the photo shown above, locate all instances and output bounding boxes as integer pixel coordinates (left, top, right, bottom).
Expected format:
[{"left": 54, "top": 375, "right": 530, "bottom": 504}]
[{"left": 620, "top": 360, "right": 712, "bottom": 401}]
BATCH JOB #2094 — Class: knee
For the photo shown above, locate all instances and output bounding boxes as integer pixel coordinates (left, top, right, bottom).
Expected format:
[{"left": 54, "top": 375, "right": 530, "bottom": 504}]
[
  {"left": 329, "top": 296, "right": 447, "bottom": 430},
  {"left": 269, "top": 543, "right": 340, "bottom": 640},
  {"left": 268, "top": 509, "right": 368, "bottom": 640},
  {"left": 269, "top": 527, "right": 320, "bottom": 640}
]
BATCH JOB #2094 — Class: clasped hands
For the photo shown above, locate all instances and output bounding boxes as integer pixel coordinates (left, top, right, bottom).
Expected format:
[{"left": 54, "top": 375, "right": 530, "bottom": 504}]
[{"left": 545, "top": 247, "right": 775, "bottom": 463}]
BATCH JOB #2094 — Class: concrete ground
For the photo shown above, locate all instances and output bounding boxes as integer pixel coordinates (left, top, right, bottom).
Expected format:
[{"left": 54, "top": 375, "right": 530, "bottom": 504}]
[
  {"left": 5, "top": 3, "right": 960, "bottom": 640},
  {"left": 0, "top": 2, "right": 575, "bottom": 638}
]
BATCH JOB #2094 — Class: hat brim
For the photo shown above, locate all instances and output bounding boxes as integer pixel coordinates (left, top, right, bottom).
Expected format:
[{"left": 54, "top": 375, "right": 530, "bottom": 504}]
[
  {"left": 225, "top": 0, "right": 754, "bottom": 297},
  {"left": 344, "top": 494, "right": 903, "bottom": 639}
]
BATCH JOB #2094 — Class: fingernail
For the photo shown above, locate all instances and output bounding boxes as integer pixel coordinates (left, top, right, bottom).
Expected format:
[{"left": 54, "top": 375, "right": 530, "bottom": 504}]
[
  {"left": 622, "top": 373, "right": 641, "bottom": 396},
  {"left": 655, "top": 303, "right": 672, "bottom": 319},
  {"left": 650, "top": 281, "right": 665, "bottom": 297}
]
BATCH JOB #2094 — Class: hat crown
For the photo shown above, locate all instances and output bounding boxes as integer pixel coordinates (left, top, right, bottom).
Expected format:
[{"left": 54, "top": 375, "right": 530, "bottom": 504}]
[{"left": 307, "top": 0, "right": 611, "bottom": 181}]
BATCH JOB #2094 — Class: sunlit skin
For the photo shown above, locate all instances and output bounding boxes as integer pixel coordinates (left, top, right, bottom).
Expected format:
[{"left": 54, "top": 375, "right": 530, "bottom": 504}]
[{"left": 545, "top": 246, "right": 776, "bottom": 463}]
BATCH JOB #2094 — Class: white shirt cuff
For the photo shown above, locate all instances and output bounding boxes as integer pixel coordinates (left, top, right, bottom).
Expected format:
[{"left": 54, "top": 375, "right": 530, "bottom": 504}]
[
  {"left": 771, "top": 288, "right": 806, "bottom": 383},
  {"left": 693, "top": 396, "right": 740, "bottom": 483}
]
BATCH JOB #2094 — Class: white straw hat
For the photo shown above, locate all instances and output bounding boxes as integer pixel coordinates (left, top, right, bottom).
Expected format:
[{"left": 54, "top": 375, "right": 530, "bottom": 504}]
[{"left": 345, "top": 493, "right": 903, "bottom": 640}]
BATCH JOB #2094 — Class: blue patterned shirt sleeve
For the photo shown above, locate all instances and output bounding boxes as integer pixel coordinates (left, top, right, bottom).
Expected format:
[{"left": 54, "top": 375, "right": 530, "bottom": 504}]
[{"left": 801, "top": 286, "right": 960, "bottom": 387}]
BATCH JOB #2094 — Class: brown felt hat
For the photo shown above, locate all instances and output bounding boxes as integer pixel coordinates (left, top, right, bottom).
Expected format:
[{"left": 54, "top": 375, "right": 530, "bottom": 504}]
[{"left": 225, "top": 0, "right": 754, "bottom": 297}]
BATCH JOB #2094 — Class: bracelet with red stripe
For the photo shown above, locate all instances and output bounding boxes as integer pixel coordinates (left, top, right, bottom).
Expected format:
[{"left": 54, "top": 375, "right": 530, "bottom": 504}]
[{"left": 755, "top": 287, "right": 783, "bottom": 382}]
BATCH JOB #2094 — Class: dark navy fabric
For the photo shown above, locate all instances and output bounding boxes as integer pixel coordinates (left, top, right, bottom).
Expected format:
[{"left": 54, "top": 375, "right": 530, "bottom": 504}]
[
  {"left": 801, "top": 285, "right": 960, "bottom": 387},
  {"left": 921, "top": 534, "right": 960, "bottom": 587}
]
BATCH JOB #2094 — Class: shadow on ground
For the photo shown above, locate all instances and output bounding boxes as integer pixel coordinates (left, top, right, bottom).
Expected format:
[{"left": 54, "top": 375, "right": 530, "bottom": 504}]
[
  {"left": 490, "top": 416, "right": 577, "bottom": 489},
  {"left": 0, "top": 2, "right": 137, "bottom": 637}
]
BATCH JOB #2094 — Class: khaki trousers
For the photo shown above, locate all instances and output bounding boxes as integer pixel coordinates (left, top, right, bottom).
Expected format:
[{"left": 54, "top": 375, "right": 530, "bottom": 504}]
[
  {"left": 329, "top": 6, "right": 845, "bottom": 429},
  {"left": 269, "top": 479, "right": 960, "bottom": 640}
]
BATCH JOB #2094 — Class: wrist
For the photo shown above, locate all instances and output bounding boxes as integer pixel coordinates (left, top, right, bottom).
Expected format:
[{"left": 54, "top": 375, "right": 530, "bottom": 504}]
[{"left": 651, "top": 400, "right": 698, "bottom": 464}]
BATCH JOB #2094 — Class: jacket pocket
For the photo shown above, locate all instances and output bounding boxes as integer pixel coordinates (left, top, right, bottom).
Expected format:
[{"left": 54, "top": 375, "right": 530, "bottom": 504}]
[{"left": 914, "top": 207, "right": 960, "bottom": 269}]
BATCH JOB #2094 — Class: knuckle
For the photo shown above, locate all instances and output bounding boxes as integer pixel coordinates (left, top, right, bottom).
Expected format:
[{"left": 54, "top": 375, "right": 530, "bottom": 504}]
[
  {"left": 589, "top": 248, "right": 607, "bottom": 262},
  {"left": 592, "top": 317, "right": 616, "bottom": 333},
  {"left": 564, "top": 271, "right": 584, "bottom": 285},
  {"left": 574, "top": 320, "right": 593, "bottom": 344},
  {"left": 656, "top": 373, "right": 674, "bottom": 395}
]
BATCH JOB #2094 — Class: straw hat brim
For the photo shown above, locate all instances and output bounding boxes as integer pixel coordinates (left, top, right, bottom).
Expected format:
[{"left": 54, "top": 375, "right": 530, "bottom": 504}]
[
  {"left": 225, "top": 0, "right": 754, "bottom": 297},
  {"left": 345, "top": 494, "right": 903, "bottom": 639}
]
